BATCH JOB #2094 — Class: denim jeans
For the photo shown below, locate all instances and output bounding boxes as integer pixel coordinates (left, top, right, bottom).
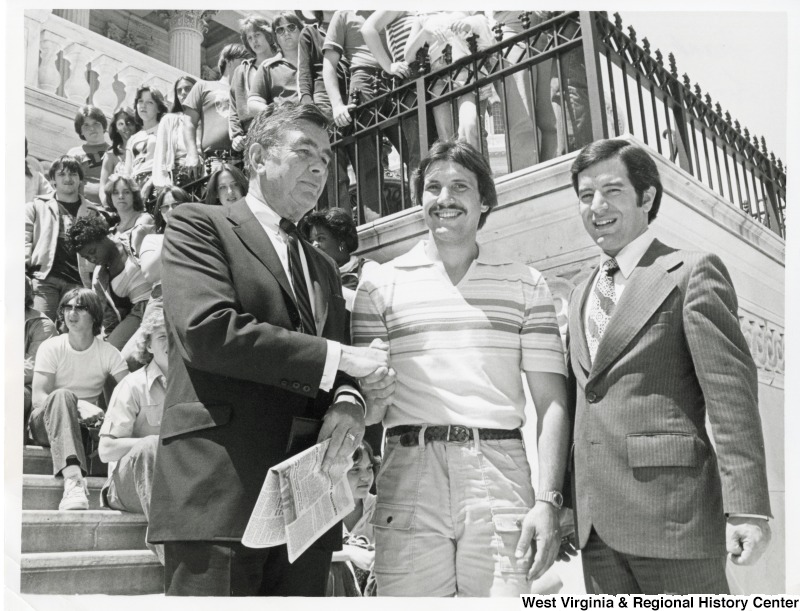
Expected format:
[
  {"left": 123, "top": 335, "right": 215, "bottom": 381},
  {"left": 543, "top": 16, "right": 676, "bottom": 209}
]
[{"left": 372, "top": 429, "right": 535, "bottom": 596}]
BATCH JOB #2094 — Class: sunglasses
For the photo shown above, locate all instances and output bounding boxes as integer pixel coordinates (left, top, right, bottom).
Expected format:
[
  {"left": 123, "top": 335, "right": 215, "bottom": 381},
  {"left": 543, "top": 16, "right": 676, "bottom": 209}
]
[
  {"left": 64, "top": 304, "right": 90, "bottom": 313},
  {"left": 275, "top": 23, "right": 298, "bottom": 36}
]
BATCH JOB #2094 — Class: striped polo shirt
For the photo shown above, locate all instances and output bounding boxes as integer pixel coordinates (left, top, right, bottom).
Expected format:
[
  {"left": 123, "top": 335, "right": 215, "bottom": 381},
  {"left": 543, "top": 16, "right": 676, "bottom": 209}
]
[{"left": 352, "top": 239, "right": 566, "bottom": 429}]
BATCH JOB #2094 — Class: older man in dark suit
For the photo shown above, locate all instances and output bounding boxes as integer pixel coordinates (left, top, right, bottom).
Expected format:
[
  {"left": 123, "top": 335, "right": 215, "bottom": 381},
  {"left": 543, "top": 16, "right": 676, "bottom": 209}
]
[
  {"left": 566, "top": 139, "right": 771, "bottom": 594},
  {"left": 147, "top": 104, "right": 389, "bottom": 596}
]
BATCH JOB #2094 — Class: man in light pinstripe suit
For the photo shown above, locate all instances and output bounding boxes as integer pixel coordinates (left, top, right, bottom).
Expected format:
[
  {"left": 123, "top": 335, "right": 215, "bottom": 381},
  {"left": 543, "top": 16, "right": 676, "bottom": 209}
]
[{"left": 566, "top": 139, "right": 771, "bottom": 594}]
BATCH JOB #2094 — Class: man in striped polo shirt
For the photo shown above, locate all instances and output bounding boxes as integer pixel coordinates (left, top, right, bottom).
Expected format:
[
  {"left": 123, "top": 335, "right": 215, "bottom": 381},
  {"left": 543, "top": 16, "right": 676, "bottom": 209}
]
[{"left": 351, "top": 140, "right": 570, "bottom": 597}]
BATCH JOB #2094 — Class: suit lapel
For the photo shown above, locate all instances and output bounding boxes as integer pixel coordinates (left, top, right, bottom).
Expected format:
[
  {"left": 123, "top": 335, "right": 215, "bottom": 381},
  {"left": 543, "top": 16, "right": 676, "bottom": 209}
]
[
  {"left": 569, "top": 272, "right": 595, "bottom": 376},
  {"left": 589, "top": 239, "right": 680, "bottom": 381},
  {"left": 228, "top": 199, "right": 294, "bottom": 300}
]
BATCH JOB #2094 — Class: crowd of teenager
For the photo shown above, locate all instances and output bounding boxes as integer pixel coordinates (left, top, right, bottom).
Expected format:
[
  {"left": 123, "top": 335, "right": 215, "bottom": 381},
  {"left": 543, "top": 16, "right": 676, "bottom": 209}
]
[{"left": 23, "top": 10, "right": 595, "bottom": 597}]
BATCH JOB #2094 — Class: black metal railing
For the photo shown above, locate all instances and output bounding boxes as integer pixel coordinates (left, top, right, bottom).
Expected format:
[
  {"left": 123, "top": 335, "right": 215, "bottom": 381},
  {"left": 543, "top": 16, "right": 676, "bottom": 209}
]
[{"left": 327, "top": 11, "right": 786, "bottom": 239}]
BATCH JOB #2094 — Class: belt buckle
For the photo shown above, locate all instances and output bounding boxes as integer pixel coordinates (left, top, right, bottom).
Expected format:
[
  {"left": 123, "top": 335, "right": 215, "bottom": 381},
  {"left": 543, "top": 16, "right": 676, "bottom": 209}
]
[{"left": 447, "top": 425, "right": 470, "bottom": 444}]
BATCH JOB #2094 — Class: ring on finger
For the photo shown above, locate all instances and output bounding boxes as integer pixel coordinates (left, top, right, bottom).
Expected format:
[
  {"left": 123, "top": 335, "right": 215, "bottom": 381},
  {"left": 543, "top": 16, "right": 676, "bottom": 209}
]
[{"left": 345, "top": 432, "right": 357, "bottom": 443}]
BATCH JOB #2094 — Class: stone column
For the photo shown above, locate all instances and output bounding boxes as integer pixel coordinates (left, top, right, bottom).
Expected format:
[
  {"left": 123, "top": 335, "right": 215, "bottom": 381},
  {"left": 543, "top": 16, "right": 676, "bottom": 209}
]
[
  {"left": 159, "top": 11, "right": 217, "bottom": 77},
  {"left": 53, "top": 9, "right": 90, "bottom": 29}
]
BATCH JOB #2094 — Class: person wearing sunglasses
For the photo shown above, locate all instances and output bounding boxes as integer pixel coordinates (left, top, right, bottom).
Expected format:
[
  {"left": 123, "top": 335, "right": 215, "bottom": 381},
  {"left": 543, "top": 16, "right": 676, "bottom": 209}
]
[
  {"left": 28, "top": 288, "right": 129, "bottom": 511},
  {"left": 247, "top": 12, "right": 303, "bottom": 117}
]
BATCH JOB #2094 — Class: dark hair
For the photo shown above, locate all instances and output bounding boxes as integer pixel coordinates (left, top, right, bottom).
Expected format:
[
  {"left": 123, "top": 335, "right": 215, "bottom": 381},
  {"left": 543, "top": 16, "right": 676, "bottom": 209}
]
[
  {"left": 570, "top": 139, "right": 663, "bottom": 223},
  {"left": 134, "top": 86, "right": 168, "bottom": 123},
  {"left": 108, "top": 108, "right": 140, "bottom": 156},
  {"left": 218, "top": 43, "right": 251, "bottom": 77},
  {"left": 204, "top": 164, "right": 249, "bottom": 206},
  {"left": 245, "top": 103, "right": 330, "bottom": 173},
  {"left": 103, "top": 173, "right": 145, "bottom": 212},
  {"left": 57, "top": 288, "right": 105, "bottom": 336},
  {"left": 352, "top": 440, "right": 381, "bottom": 478},
  {"left": 273, "top": 11, "right": 303, "bottom": 41},
  {"left": 300, "top": 208, "right": 358, "bottom": 254},
  {"left": 48, "top": 155, "right": 85, "bottom": 182},
  {"left": 67, "top": 214, "right": 111, "bottom": 254},
  {"left": 239, "top": 15, "right": 277, "bottom": 55},
  {"left": 154, "top": 186, "right": 193, "bottom": 232},
  {"left": 413, "top": 139, "right": 498, "bottom": 229},
  {"left": 73, "top": 105, "right": 108, "bottom": 140},
  {"left": 171, "top": 76, "right": 197, "bottom": 114}
]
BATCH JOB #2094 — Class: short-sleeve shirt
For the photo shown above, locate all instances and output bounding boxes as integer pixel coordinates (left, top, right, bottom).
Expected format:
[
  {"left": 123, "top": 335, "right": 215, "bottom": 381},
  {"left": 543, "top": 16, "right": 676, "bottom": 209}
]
[
  {"left": 183, "top": 79, "right": 233, "bottom": 153},
  {"left": 248, "top": 55, "right": 299, "bottom": 107},
  {"left": 323, "top": 11, "right": 381, "bottom": 70},
  {"left": 100, "top": 359, "right": 165, "bottom": 440},
  {"left": 351, "top": 239, "right": 566, "bottom": 429},
  {"left": 67, "top": 142, "right": 109, "bottom": 204},
  {"left": 34, "top": 335, "right": 127, "bottom": 404}
]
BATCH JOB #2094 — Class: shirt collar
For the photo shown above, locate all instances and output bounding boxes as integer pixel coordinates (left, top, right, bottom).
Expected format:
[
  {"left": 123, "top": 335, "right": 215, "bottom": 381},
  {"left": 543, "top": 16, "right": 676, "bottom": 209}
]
[
  {"left": 599, "top": 229, "right": 655, "bottom": 279},
  {"left": 145, "top": 359, "right": 166, "bottom": 390},
  {"left": 339, "top": 255, "right": 360, "bottom": 273},
  {"left": 395, "top": 237, "right": 514, "bottom": 268},
  {"left": 245, "top": 192, "right": 282, "bottom": 235}
]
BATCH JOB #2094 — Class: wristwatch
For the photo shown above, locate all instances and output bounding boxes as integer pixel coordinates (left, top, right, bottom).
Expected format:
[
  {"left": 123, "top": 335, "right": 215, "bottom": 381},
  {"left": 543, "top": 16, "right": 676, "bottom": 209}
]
[{"left": 536, "top": 491, "right": 563, "bottom": 509}]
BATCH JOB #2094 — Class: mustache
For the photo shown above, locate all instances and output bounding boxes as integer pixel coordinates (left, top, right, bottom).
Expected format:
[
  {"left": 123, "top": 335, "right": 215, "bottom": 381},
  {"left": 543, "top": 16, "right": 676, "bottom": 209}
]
[{"left": 431, "top": 204, "right": 466, "bottom": 213}]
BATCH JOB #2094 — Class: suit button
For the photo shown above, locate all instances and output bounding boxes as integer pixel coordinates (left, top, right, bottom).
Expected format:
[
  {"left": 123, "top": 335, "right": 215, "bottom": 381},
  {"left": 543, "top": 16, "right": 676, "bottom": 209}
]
[
  {"left": 280, "top": 379, "right": 289, "bottom": 387},
  {"left": 587, "top": 391, "right": 598, "bottom": 403},
  {"left": 302, "top": 385, "right": 311, "bottom": 392},
  {"left": 292, "top": 381, "right": 300, "bottom": 390}
]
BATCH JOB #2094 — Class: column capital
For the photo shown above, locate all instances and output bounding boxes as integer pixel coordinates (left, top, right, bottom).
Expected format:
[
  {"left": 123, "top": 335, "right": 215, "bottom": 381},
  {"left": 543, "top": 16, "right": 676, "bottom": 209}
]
[{"left": 158, "top": 10, "right": 218, "bottom": 35}]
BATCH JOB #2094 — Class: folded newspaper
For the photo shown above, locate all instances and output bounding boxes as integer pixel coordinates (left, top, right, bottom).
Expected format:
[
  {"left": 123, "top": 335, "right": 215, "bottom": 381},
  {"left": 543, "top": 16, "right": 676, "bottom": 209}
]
[{"left": 242, "top": 439, "right": 355, "bottom": 562}]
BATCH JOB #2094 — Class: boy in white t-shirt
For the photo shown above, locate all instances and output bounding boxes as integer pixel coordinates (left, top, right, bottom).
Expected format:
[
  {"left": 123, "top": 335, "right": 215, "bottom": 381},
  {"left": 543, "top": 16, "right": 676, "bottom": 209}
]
[{"left": 29, "top": 289, "right": 128, "bottom": 510}]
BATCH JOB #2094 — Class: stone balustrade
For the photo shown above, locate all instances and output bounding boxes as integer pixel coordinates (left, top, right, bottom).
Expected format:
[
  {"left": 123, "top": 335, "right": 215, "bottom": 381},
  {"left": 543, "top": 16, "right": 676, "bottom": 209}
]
[{"left": 25, "top": 10, "right": 185, "bottom": 117}]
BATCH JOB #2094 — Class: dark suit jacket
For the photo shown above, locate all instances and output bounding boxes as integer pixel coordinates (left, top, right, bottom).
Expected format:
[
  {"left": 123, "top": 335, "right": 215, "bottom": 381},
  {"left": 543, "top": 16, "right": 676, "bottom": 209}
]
[
  {"left": 567, "top": 238, "right": 770, "bottom": 559},
  {"left": 148, "top": 199, "right": 352, "bottom": 547}
]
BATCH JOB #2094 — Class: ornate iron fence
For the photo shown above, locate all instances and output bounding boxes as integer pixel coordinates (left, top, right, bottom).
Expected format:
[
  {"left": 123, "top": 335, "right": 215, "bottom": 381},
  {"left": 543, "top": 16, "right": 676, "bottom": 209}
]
[{"left": 328, "top": 11, "right": 786, "bottom": 238}]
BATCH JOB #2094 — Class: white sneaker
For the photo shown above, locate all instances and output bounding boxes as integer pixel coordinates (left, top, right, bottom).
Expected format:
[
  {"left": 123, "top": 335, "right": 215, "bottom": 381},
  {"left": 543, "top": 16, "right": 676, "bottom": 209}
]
[{"left": 59, "top": 477, "right": 89, "bottom": 510}]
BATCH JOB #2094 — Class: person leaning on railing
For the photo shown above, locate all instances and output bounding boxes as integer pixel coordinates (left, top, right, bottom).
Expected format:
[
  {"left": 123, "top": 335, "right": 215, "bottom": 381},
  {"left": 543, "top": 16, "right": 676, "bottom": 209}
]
[
  {"left": 404, "top": 11, "right": 495, "bottom": 154},
  {"left": 247, "top": 12, "right": 302, "bottom": 118},
  {"left": 182, "top": 44, "right": 251, "bottom": 181}
]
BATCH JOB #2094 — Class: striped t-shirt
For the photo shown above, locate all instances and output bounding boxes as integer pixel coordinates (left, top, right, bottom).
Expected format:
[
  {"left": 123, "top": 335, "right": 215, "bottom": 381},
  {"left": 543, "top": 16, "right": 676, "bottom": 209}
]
[{"left": 351, "top": 239, "right": 566, "bottom": 429}]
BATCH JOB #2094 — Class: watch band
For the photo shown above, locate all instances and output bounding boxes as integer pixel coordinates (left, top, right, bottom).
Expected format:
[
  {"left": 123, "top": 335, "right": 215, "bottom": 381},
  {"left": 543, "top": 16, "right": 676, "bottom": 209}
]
[{"left": 536, "top": 490, "right": 563, "bottom": 509}]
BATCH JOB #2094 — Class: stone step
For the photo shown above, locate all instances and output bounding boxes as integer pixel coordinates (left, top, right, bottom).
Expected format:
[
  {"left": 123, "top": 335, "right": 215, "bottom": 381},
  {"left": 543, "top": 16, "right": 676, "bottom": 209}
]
[
  {"left": 21, "top": 550, "right": 163, "bottom": 595},
  {"left": 22, "top": 474, "right": 106, "bottom": 510},
  {"left": 22, "top": 510, "right": 148, "bottom": 553},
  {"left": 23, "top": 445, "right": 53, "bottom": 475}
]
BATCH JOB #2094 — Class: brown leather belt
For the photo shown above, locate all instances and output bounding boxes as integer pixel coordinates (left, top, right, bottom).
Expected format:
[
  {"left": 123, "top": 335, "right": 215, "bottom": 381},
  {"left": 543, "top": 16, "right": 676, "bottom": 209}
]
[{"left": 386, "top": 425, "right": 522, "bottom": 446}]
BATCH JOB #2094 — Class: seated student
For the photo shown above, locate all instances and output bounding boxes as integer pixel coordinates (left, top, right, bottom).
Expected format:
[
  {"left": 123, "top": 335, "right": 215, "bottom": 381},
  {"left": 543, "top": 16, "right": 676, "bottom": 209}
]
[
  {"left": 67, "top": 105, "right": 110, "bottom": 205},
  {"left": 203, "top": 163, "right": 248, "bottom": 207},
  {"left": 26, "top": 155, "right": 102, "bottom": 322},
  {"left": 24, "top": 276, "right": 57, "bottom": 444},
  {"left": 98, "top": 304, "right": 167, "bottom": 563},
  {"left": 68, "top": 215, "right": 153, "bottom": 355},
  {"left": 327, "top": 441, "right": 380, "bottom": 597},
  {"left": 102, "top": 173, "right": 156, "bottom": 255},
  {"left": 28, "top": 288, "right": 128, "bottom": 510},
  {"left": 99, "top": 108, "right": 139, "bottom": 208}
]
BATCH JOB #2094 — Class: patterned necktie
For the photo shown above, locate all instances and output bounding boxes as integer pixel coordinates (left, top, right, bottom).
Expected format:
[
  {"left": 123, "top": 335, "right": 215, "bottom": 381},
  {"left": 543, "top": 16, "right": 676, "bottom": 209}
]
[
  {"left": 279, "top": 218, "right": 317, "bottom": 336},
  {"left": 586, "top": 258, "right": 620, "bottom": 362}
]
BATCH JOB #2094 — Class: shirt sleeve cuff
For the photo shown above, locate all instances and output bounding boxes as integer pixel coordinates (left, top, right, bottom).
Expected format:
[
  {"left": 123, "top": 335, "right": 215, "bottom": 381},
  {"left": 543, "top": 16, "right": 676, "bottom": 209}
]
[
  {"left": 727, "top": 513, "right": 770, "bottom": 521},
  {"left": 333, "top": 385, "right": 366, "bottom": 414},
  {"left": 320, "top": 340, "right": 341, "bottom": 392}
]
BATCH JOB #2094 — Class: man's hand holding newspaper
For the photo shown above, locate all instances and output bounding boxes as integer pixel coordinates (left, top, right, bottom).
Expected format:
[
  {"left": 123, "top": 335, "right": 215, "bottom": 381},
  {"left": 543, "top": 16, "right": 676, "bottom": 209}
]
[{"left": 242, "top": 439, "right": 355, "bottom": 562}]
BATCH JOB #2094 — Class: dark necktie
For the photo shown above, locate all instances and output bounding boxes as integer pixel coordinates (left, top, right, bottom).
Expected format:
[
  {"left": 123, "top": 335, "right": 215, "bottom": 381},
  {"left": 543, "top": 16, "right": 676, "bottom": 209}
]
[
  {"left": 586, "top": 258, "right": 620, "bottom": 361},
  {"left": 279, "top": 219, "right": 317, "bottom": 336}
]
